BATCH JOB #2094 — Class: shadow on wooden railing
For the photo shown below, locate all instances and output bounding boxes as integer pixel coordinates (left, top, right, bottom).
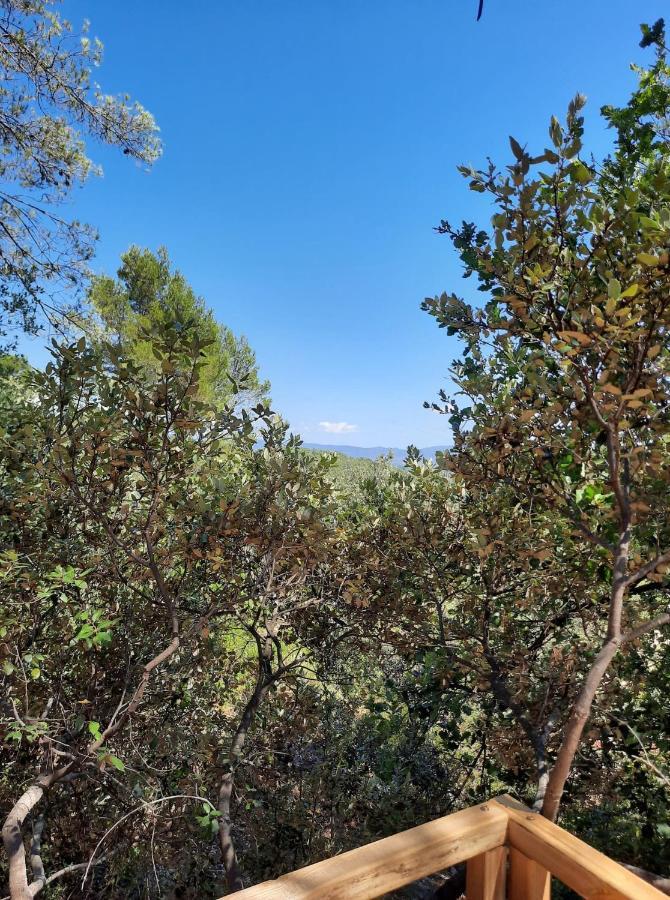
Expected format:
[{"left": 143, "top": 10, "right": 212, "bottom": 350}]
[{"left": 231, "top": 795, "right": 665, "bottom": 899}]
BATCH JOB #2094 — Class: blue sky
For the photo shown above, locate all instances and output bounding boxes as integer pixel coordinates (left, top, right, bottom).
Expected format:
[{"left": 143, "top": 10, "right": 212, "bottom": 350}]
[{"left": 25, "top": 0, "right": 668, "bottom": 447}]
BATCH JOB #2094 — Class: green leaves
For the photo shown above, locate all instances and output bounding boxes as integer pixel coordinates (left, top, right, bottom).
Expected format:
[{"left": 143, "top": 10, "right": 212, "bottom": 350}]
[
  {"left": 423, "top": 22, "right": 670, "bottom": 833},
  {"left": 575, "top": 484, "right": 613, "bottom": 509},
  {"left": 549, "top": 115, "right": 563, "bottom": 148},
  {"left": 88, "top": 247, "right": 269, "bottom": 411},
  {"left": 88, "top": 720, "right": 102, "bottom": 741},
  {"left": 195, "top": 802, "right": 222, "bottom": 836},
  {"left": 76, "top": 624, "right": 96, "bottom": 641},
  {"left": 108, "top": 755, "right": 125, "bottom": 771},
  {"left": 74, "top": 610, "right": 117, "bottom": 649},
  {"left": 639, "top": 18, "right": 665, "bottom": 49},
  {"left": 569, "top": 160, "right": 592, "bottom": 184},
  {"left": 90, "top": 724, "right": 125, "bottom": 769},
  {"left": 620, "top": 283, "right": 640, "bottom": 299},
  {"left": 0, "top": 0, "right": 161, "bottom": 343},
  {"left": 96, "top": 750, "right": 126, "bottom": 772},
  {"left": 37, "top": 565, "right": 89, "bottom": 604},
  {"left": 608, "top": 278, "right": 622, "bottom": 300},
  {"left": 5, "top": 721, "right": 48, "bottom": 745}
]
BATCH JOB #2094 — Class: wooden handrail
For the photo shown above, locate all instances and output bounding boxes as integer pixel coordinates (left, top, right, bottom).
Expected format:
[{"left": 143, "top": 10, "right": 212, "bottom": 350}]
[
  {"left": 495, "top": 795, "right": 665, "bottom": 899},
  {"left": 232, "top": 802, "right": 507, "bottom": 899},
  {"left": 230, "top": 795, "right": 667, "bottom": 899}
]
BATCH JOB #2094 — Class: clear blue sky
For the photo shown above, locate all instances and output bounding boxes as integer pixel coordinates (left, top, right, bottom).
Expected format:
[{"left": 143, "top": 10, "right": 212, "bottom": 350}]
[{"left": 28, "top": 0, "right": 667, "bottom": 447}]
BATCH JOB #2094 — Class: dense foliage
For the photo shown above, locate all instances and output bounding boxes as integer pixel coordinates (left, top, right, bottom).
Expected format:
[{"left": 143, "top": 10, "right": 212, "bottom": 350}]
[
  {"left": 87, "top": 247, "right": 269, "bottom": 410},
  {"left": 2, "top": 7, "right": 670, "bottom": 900},
  {"left": 0, "top": 0, "right": 160, "bottom": 346},
  {"left": 423, "top": 16, "right": 670, "bottom": 825}
]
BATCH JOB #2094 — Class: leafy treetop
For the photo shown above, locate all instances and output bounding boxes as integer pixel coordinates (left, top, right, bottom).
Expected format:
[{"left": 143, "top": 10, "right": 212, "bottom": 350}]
[
  {"left": 88, "top": 246, "right": 270, "bottom": 409},
  {"left": 0, "top": 0, "right": 161, "bottom": 344}
]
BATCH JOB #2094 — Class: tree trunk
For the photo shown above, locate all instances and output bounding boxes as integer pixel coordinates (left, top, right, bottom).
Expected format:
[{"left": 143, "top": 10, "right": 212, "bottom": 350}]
[
  {"left": 540, "top": 636, "right": 620, "bottom": 821},
  {"left": 532, "top": 764, "right": 550, "bottom": 813},
  {"left": 218, "top": 671, "right": 272, "bottom": 893},
  {"left": 1, "top": 633, "right": 181, "bottom": 899},
  {"left": 2, "top": 781, "right": 48, "bottom": 900},
  {"left": 540, "top": 517, "right": 631, "bottom": 823},
  {"left": 218, "top": 768, "right": 245, "bottom": 894}
]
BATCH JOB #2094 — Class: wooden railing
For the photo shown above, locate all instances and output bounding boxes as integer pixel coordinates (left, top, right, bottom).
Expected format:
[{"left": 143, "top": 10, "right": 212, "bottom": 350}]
[{"left": 231, "top": 795, "right": 666, "bottom": 899}]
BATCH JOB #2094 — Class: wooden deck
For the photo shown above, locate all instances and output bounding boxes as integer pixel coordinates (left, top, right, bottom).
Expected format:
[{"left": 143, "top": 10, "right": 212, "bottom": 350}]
[{"left": 230, "top": 795, "right": 666, "bottom": 899}]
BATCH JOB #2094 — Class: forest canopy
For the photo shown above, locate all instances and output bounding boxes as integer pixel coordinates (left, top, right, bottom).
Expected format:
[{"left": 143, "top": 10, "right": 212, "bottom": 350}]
[{"left": 1, "top": 5, "right": 670, "bottom": 899}]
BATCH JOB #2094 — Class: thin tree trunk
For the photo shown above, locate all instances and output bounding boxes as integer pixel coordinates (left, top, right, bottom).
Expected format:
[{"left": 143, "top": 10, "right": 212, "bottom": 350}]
[
  {"left": 532, "top": 762, "right": 550, "bottom": 812},
  {"left": 2, "top": 780, "right": 51, "bottom": 900},
  {"left": 540, "top": 637, "right": 620, "bottom": 820},
  {"left": 540, "top": 503, "right": 631, "bottom": 822},
  {"left": 1, "top": 633, "right": 180, "bottom": 899},
  {"left": 218, "top": 669, "right": 271, "bottom": 893}
]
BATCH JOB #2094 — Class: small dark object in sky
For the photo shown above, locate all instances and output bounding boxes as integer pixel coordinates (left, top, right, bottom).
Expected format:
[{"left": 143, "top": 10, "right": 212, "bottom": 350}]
[{"left": 476, "top": 0, "right": 484, "bottom": 21}]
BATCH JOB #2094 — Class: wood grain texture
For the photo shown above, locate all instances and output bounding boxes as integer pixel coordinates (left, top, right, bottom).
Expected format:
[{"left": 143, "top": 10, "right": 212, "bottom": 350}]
[
  {"left": 493, "top": 796, "right": 667, "bottom": 900},
  {"left": 507, "top": 846, "right": 550, "bottom": 900},
  {"left": 229, "top": 795, "right": 667, "bottom": 900},
  {"left": 466, "top": 846, "right": 507, "bottom": 900},
  {"left": 232, "top": 802, "right": 508, "bottom": 900}
]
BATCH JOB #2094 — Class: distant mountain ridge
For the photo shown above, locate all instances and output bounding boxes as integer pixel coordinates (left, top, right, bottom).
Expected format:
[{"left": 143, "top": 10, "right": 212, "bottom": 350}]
[{"left": 302, "top": 443, "right": 448, "bottom": 467}]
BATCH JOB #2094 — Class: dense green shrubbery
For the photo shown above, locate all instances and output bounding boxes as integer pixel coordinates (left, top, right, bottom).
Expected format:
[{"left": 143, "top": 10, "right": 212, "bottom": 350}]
[{"left": 2, "top": 7, "right": 670, "bottom": 899}]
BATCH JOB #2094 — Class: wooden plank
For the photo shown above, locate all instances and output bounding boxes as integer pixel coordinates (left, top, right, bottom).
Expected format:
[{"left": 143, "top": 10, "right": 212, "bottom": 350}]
[
  {"left": 228, "top": 886, "right": 294, "bottom": 900},
  {"left": 466, "top": 846, "right": 507, "bottom": 900},
  {"left": 493, "top": 796, "right": 667, "bottom": 900},
  {"left": 232, "top": 802, "right": 508, "bottom": 900},
  {"left": 507, "top": 846, "right": 549, "bottom": 900}
]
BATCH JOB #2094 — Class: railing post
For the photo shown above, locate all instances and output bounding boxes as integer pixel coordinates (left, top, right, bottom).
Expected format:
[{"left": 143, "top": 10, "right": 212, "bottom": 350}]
[
  {"left": 507, "top": 846, "right": 550, "bottom": 900},
  {"left": 466, "top": 846, "right": 507, "bottom": 900}
]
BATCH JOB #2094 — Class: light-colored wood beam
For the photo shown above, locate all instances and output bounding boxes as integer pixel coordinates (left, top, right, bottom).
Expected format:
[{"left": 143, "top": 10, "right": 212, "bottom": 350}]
[
  {"left": 507, "top": 846, "right": 550, "bottom": 900},
  {"left": 232, "top": 802, "right": 508, "bottom": 900},
  {"left": 493, "top": 796, "right": 667, "bottom": 900},
  {"left": 229, "top": 795, "right": 667, "bottom": 900},
  {"left": 467, "top": 845, "right": 507, "bottom": 900}
]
